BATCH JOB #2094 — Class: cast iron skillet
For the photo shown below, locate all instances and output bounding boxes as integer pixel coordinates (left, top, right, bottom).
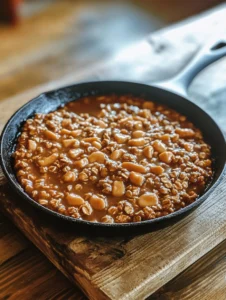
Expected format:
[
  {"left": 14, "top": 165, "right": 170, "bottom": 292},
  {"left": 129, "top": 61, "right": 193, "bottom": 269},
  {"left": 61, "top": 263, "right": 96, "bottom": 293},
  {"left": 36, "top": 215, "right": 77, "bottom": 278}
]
[{"left": 1, "top": 40, "right": 226, "bottom": 236}]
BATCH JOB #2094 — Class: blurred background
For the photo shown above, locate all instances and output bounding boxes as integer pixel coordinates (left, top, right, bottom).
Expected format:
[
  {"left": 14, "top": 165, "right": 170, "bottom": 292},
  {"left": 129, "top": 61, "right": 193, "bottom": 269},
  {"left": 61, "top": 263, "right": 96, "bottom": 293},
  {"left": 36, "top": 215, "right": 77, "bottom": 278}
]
[
  {"left": 1, "top": 0, "right": 224, "bottom": 24},
  {"left": 0, "top": 0, "right": 224, "bottom": 100}
]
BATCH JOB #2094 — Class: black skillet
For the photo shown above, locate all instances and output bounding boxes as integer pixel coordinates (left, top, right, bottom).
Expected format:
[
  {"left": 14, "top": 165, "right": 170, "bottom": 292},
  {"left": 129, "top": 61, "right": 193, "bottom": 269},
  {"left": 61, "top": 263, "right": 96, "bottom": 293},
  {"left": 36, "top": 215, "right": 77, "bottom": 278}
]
[{"left": 1, "top": 40, "right": 226, "bottom": 236}]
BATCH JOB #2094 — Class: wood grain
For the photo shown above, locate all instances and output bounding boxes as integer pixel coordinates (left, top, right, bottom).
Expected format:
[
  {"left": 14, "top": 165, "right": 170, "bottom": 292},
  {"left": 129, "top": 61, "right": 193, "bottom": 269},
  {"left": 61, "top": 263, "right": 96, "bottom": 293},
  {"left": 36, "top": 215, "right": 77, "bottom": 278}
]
[
  {"left": 0, "top": 210, "right": 85, "bottom": 300},
  {"left": 1, "top": 171, "right": 226, "bottom": 299},
  {"left": 0, "top": 213, "right": 29, "bottom": 264},
  {"left": 151, "top": 239, "right": 226, "bottom": 300},
  {"left": 0, "top": 0, "right": 156, "bottom": 101},
  {"left": 0, "top": 246, "right": 85, "bottom": 300}
]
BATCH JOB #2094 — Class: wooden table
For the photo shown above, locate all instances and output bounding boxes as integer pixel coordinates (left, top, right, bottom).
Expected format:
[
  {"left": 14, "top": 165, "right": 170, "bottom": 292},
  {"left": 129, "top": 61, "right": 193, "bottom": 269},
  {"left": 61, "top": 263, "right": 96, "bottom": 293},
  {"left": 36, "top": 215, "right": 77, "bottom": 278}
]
[{"left": 1, "top": 2, "right": 226, "bottom": 299}]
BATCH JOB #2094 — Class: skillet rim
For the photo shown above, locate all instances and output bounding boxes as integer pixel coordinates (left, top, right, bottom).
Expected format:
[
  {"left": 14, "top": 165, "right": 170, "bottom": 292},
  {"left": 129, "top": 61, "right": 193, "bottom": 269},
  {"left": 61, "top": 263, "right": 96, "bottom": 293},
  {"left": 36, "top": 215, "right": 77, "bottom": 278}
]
[{"left": 0, "top": 80, "right": 226, "bottom": 229}]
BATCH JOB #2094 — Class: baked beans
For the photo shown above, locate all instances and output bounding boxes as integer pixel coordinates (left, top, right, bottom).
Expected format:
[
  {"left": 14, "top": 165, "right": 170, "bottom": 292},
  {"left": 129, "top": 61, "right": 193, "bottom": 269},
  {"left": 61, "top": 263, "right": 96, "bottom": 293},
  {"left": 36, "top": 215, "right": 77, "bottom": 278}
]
[{"left": 13, "top": 95, "right": 213, "bottom": 223}]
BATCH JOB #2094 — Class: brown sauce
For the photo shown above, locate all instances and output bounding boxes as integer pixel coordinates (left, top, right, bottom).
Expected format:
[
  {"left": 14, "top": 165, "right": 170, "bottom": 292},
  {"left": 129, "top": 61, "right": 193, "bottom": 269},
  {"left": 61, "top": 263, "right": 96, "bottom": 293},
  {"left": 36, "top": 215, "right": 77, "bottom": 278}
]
[{"left": 13, "top": 95, "right": 213, "bottom": 223}]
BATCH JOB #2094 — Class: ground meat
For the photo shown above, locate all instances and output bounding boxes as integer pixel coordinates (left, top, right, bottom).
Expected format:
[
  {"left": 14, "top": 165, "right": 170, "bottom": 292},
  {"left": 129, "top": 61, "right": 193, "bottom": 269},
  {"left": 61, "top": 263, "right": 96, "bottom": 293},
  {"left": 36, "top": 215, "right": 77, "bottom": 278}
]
[{"left": 13, "top": 95, "right": 213, "bottom": 223}]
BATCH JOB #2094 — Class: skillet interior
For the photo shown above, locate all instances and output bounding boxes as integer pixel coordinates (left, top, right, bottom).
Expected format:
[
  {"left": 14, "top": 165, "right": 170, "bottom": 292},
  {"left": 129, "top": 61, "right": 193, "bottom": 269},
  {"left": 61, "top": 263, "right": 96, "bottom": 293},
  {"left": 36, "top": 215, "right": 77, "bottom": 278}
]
[{"left": 1, "top": 81, "right": 225, "bottom": 235}]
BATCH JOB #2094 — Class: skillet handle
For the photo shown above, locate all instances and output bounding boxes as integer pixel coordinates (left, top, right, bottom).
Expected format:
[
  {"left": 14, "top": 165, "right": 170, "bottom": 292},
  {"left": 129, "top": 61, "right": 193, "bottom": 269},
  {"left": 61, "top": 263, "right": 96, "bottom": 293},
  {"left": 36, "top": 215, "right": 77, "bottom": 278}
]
[{"left": 153, "top": 39, "right": 226, "bottom": 97}]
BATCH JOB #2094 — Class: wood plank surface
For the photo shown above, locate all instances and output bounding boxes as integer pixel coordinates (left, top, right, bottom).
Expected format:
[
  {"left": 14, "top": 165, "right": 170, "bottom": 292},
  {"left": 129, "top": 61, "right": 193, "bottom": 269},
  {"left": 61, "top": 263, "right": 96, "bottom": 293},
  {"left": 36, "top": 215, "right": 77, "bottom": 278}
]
[
  {"left": 2, "top": 205, "right": 226, "bottom": 300},
  {"left": 0, "top": 212, "right": 28, "bottom": 265},
  {"left": 0, "top": 0, "right": 158, "bottom": 101},
  {"left": 1, "top": 170, "right": 226, "bottom": 299},
  {"left": 1, "top": 1, "right": 226, "bottom": 299},
  {"left": 0, "top": 247, "right": 85, "bottom": 300},
  {"left": 151, "top": 239, "right": 226, "bottom": 300},
  {"left": 0, "top": 211, "right": 85, "bottom": 300}
]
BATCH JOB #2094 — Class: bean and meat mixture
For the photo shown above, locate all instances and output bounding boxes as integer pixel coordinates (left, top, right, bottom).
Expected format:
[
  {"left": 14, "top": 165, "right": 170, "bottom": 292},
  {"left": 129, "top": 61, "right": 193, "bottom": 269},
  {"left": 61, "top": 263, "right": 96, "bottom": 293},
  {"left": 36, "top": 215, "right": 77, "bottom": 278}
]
[{"left": 13, "top": 95, "right": 213, "bottom": 223}]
